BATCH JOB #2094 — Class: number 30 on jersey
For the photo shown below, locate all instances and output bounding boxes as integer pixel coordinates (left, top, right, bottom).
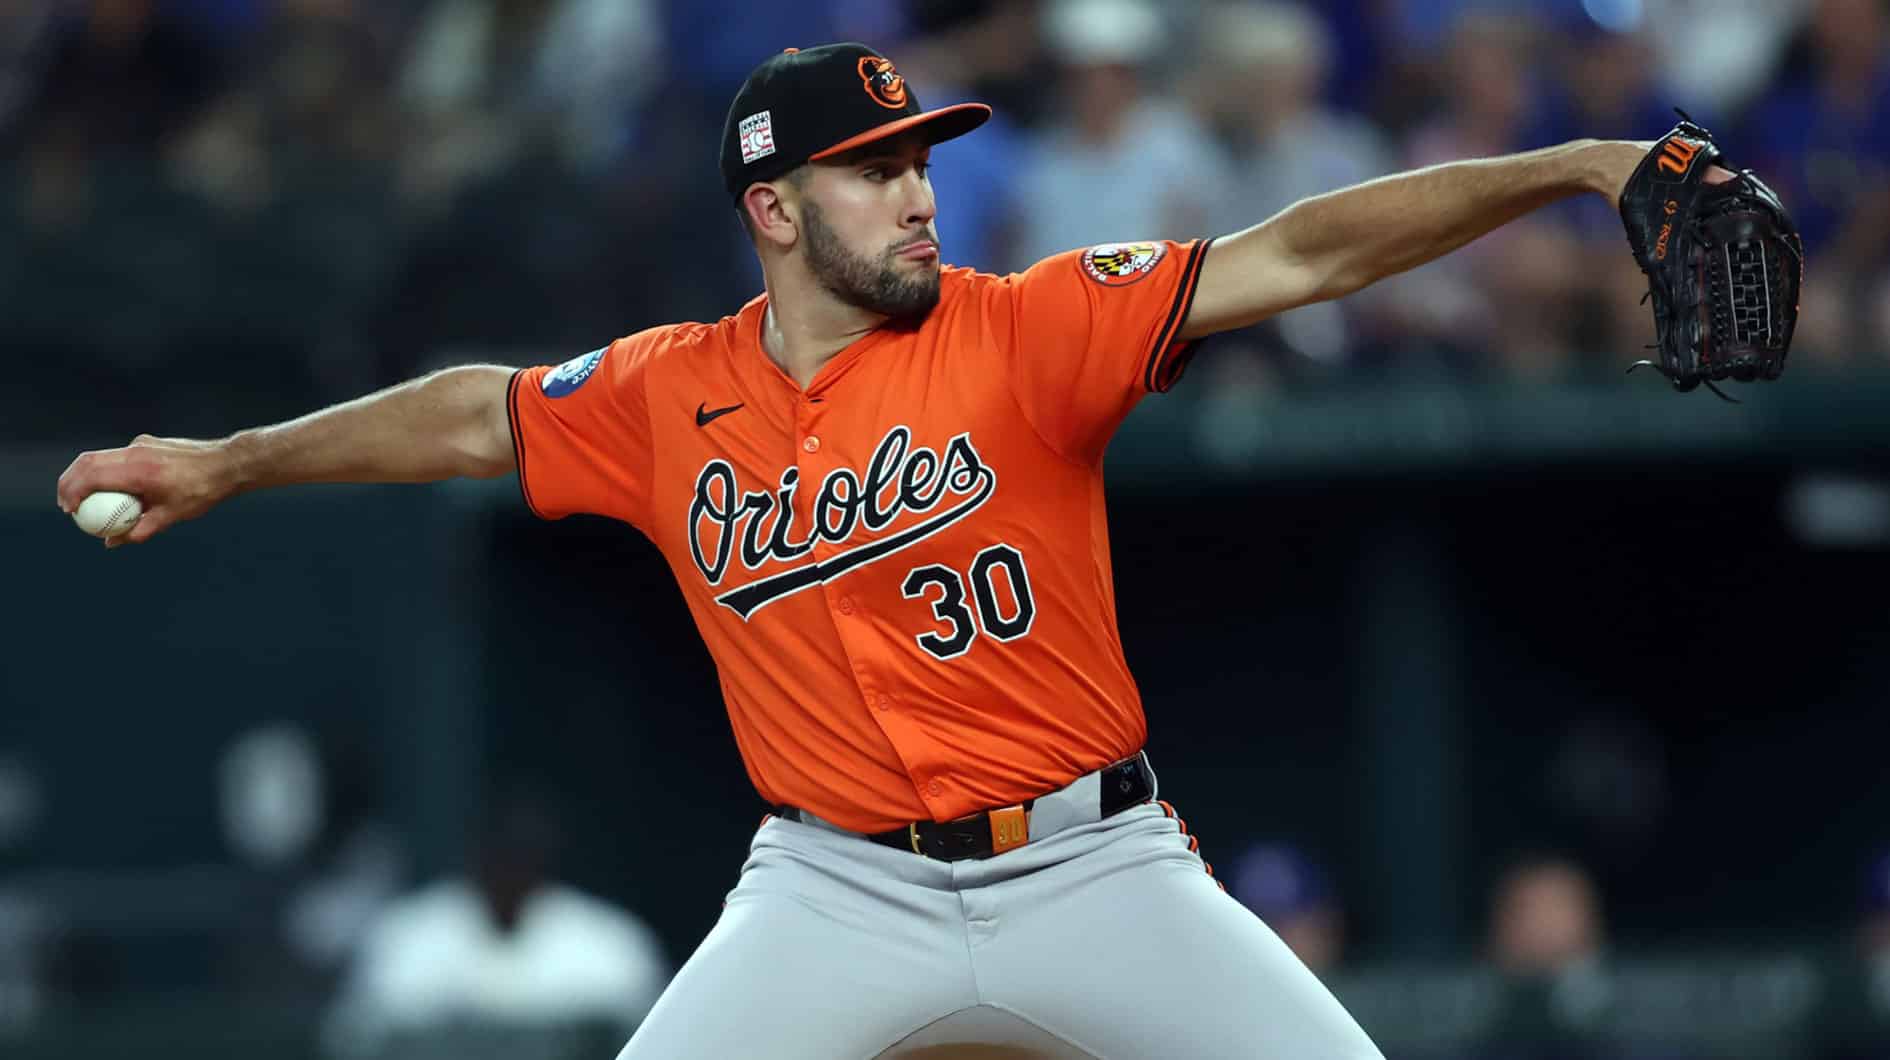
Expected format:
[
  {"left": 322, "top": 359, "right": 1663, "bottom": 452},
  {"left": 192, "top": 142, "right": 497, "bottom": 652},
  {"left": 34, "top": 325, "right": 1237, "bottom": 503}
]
[{"left": 900, "top": 544, "right": 1036, "bottom": 660}]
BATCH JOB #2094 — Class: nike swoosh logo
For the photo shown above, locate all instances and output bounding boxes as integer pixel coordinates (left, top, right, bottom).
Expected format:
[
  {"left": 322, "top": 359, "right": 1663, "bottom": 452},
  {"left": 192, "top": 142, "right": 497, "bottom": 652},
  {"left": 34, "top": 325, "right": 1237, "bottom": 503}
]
[{"left": 695, "top": 402, "right": 745, "bottom": 427}]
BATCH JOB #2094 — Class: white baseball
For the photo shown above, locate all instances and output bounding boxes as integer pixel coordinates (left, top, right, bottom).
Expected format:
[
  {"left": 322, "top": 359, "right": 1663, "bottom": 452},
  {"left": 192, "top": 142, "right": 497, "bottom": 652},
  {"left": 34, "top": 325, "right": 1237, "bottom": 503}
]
[{"left": 73, "top": 491, "right": 144, "bottom": 538}]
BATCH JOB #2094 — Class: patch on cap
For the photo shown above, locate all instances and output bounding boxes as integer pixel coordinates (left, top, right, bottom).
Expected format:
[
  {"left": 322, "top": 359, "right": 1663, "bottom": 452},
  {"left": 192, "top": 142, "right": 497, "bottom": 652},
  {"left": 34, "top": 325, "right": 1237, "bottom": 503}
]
[
  {"left": 857, "top": 56, "right": 908, "bottom": 110},
  {"left": 739, "top": 110, "right": 776, "bottom": 165},
  {"left": 1081, "top": 242, "right": 1166, "bottom": 287}
]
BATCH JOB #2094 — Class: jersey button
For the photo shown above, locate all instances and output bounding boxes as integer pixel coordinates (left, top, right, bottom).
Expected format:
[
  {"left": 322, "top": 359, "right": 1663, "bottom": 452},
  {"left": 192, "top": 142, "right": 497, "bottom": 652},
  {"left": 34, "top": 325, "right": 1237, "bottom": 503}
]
[
  {"left": 875, "top": 693, "right": 893, "bottom": 712},
  {"left": 802, "top": 435, "right": 821, "bottom": 453},
  {"left": 837, "top": 596, "right": 855, "bottom": 615},
  {"left": 926, "top": 779, "right": 945, "bottom": 797}
]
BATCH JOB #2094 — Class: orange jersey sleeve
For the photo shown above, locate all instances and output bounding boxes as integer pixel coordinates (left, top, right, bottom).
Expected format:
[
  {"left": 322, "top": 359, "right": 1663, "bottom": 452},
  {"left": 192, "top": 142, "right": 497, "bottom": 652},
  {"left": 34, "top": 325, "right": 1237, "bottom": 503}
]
[
  {"left": 1004, "top": 239, "right": 1213, "bottom": 464},
  {"left": 508, "top": 332, "right": 658, "bottom": 528}
]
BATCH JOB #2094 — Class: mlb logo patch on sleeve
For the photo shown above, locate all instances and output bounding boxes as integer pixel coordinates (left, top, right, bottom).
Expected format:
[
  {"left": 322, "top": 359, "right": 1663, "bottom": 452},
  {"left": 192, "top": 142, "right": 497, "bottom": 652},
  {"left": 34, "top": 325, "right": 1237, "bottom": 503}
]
[
  {"left": 543, "top": 347, "right": 606, "bottom": 398},
  {"left": 740, "top": 111, "right": 776, "bottom": 164}
]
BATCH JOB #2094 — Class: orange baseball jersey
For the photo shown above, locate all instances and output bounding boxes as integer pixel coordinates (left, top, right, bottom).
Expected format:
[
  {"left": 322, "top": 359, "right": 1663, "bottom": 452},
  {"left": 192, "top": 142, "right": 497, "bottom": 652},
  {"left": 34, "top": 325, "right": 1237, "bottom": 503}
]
[{"left": 507, "top": 238, "right": 1212, "bottom": 832}]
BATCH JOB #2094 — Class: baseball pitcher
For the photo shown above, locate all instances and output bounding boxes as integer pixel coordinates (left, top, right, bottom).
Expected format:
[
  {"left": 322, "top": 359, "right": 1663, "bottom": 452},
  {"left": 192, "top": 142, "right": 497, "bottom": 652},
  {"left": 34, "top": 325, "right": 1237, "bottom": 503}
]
[{"left": 58, "top": 43, "right": 1799, "bottom": 1059}]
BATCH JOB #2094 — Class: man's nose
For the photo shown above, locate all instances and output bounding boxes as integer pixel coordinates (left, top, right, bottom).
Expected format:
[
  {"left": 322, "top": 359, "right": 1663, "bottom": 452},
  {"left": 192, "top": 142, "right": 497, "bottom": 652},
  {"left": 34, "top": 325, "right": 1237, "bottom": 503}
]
[{"left": 902, "top": 171, "right": 936, "bottom": 228}]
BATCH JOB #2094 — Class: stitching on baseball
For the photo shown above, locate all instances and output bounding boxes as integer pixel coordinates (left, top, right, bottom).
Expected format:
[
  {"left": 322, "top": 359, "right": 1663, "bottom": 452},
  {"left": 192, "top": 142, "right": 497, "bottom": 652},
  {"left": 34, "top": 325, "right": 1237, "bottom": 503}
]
[{"left": 107, "top": 496, "right": 137, "bottom": 535}]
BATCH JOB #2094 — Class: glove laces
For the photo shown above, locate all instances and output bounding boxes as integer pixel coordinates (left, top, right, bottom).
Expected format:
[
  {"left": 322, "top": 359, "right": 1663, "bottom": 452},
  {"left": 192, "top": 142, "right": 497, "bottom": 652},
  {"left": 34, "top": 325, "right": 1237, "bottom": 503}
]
[{"left": 1627, "top": 288, "right": 1740, "bottom": 403}]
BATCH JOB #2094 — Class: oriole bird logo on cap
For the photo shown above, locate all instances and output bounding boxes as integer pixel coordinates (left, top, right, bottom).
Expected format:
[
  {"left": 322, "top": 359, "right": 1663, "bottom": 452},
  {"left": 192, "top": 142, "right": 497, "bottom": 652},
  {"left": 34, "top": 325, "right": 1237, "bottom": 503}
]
[{"left": 858, "top": 56, "right": 908, "bottom": 109}]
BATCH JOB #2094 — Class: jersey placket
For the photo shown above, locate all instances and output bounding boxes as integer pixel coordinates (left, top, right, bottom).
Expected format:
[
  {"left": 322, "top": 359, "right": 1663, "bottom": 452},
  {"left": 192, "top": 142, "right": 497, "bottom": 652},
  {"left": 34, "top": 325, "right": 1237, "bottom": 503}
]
[{"left": 795, "top": 390, "right": 954, "bottom": 820}]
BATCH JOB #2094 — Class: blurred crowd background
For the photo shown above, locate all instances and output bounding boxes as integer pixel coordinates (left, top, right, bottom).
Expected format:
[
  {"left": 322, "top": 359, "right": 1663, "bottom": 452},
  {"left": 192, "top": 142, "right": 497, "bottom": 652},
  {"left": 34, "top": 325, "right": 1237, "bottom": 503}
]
[
  {"left": 8, "top": 0, "right": 1890, "bottom": 1058},
  {"left": 3, "top": 0, "right": 1890, "bottom": 441}
]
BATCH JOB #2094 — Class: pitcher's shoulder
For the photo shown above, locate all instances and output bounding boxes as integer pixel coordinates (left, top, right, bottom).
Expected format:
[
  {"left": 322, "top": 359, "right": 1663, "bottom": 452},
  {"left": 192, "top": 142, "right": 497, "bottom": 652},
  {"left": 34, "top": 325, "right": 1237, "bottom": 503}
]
[
  {"left": 938, "top": 263, "right": 1031, "bottom": 321},
  {"left": 613, "top": 297, "right": 763, "bottom": 364},
  {"left": 942, "top": 262, "right": 1021, "bottom": 294}
]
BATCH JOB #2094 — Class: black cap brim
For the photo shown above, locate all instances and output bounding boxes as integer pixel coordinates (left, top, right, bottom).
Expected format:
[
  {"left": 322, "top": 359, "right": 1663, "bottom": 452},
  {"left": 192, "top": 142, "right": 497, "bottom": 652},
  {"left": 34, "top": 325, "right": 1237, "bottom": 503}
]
[{"left": 808, "top": 102, "right": 991, "bottom": 162}]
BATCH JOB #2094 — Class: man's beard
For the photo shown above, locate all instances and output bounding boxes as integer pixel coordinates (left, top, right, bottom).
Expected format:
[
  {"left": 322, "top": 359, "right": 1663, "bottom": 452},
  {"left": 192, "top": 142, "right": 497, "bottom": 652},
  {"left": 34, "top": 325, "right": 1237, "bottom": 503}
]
[{"left": 802, "top": 199, "right": 940, "bottom": 319}]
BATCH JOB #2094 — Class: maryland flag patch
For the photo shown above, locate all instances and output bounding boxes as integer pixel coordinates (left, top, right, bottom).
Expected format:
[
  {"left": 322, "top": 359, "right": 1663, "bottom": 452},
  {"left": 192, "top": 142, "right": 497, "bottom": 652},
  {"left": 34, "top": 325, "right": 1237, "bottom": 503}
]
[{"left": 1081, "top": 242, "right": 1166, "bottom": 287}]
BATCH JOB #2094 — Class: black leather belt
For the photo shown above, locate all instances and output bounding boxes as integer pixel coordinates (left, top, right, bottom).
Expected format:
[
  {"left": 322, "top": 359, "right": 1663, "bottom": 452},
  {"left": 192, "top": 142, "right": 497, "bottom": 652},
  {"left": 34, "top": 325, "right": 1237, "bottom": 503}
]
[{"left": 776, "top": 751, "right": 1154, "bottom": 862}]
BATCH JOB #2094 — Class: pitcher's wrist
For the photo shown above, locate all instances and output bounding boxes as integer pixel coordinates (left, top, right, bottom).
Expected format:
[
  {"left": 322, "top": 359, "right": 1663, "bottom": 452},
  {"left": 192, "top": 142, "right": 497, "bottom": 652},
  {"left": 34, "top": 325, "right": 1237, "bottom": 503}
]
[{"left": 215, "top": 430, "right": 265, "bottom": 497}]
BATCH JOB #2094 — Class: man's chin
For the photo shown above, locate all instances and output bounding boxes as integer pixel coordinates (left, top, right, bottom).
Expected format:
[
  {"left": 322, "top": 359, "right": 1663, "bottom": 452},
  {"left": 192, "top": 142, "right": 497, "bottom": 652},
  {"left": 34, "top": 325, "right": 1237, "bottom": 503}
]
[
  {"left": 893, "top": 257, "right": 940, "bottom": 285},
  {"left": 867, "top": 275, "right": 940, "bottom": 319},
  {"left": 887, "top": 287, "right": 940, "bottom": 320}
]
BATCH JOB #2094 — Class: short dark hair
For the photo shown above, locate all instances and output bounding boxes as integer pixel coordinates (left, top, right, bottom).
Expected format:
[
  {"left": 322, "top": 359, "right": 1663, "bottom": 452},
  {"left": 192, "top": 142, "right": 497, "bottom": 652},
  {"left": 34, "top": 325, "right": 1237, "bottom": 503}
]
[{"left": 736, "top": 166, "right": 809, "bottom": 241}]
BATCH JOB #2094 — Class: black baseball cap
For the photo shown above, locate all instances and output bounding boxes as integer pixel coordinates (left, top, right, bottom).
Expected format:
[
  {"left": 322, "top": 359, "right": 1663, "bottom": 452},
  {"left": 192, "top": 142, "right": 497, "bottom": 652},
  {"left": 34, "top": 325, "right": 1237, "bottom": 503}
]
[{"left": 720, "top": 43, "right": 991, "bottom": 202}]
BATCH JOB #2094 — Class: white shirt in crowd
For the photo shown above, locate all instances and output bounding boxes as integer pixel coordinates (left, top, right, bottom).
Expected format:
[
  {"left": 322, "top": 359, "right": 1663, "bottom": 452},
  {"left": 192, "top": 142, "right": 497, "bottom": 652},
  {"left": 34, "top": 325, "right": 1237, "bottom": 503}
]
[{"left": 324, "top": 879, "right": 669, "bottom": 1056}]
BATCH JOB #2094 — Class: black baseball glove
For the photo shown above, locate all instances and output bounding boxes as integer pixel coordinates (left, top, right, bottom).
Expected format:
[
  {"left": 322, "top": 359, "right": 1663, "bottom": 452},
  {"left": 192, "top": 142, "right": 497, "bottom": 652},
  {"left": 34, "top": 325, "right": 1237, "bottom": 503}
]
[{"left": 1618, "top": 113, "right": 1803, "bottom": 401}]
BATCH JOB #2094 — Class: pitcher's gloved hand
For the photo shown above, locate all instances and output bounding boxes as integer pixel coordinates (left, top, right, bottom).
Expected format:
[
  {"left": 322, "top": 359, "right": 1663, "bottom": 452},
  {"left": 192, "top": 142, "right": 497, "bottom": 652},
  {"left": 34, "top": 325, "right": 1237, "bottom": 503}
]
[{"left": 1617, "top": 112, "right": 1804, "bottom": 402}]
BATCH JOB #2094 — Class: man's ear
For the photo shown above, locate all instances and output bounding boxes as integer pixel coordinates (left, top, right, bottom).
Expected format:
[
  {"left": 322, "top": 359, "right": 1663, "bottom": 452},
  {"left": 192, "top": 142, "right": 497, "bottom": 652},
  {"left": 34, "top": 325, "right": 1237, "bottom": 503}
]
[{"left": 743, "top": 183, "right": 799, "bottom": 250}]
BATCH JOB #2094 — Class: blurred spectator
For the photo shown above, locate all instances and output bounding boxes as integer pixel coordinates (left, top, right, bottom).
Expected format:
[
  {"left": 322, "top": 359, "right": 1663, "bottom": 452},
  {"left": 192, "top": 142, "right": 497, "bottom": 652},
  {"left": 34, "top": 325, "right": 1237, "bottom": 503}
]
[
  {"left": 159, "top": 1, "right": 408, "bottom": 396},
  {"left": 524, "top": 0, "right": 666, "bottom": 173},
  {"left": 1478, "top": 856, "right": 1628, "bottom": 1060},
  {"left": 1404, "top": 14, "right": 1546, "bottom": 174},
  {"left": 1192, "top": 3, "right": 1391, "bottom": 231},
  {"left": 324, "top": 792, "right": 667, "bottom": 1059},
  {"left": 1745, "top": 0, "right": 1890, "bottom": 262},
  {"left": 1402, "top": 9, "right": 1544, "bottom": 190},
  {"left": 1488, "top": 854, "right": 1605, "bottom": 980},
  {"left": 15, "top": 0, "right": 226, "bottom": 233},
  {"left": 214, "top": 725, "right": 407, "bottom": 1001},
  {"left": 1229, "top": 843, "right": 1345, "bottom": 976},
  {"left": 22, "top": 0, "right": 225, "bottom": 154},
  {"left": 1743, "top": 0, "right": 1890, "bottom": 372},
  {"left": 170, "top": 0, "right": 403, "bottom": 217},
  {"left": 1374, "top": 12, "right": 1587, "bottom": 379},
  {"left": 1482, "top": 860, "right": 1702, "bottom": 1060},
  {"left": 1535, "top": 19, "right": 1687, "bottom": 151},
  {"left": 1005, "top": 0, "right": 1231, "bottom": 267},
  {"left": 1189, "top": 2, "right": 1393, "bottom": 372},
  {"left": 398, "top": 0, "right": 541, "bottom": 198},
  {"left": 397, "top": 0, "right": 664, "bottom": 206},
  {"left": 1642, "top": 0, "right": 1811, "bottom": 118},
  {"left": 903, "top": 0, "right": 1058, "bottom": 129},
  {"left": 1301, "top": 1, "right": 1394, "bottom": 117},
  {"left": 661, "top": 0, "right": 907, "bottom": 105}
]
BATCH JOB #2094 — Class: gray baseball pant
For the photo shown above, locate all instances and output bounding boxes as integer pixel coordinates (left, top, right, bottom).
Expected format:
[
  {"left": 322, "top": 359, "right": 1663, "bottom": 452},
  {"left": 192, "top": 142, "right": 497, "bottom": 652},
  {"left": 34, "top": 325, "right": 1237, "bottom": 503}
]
[{"left": 618, "top": 769, "right": 1385, "bottom": 1059}]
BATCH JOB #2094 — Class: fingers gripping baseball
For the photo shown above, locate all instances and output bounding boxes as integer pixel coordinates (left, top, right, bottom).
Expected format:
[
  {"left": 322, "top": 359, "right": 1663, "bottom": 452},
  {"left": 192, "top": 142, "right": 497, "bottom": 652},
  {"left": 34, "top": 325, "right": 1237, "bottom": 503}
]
[{"left": 57, "top": 434, "right": 229, "bottom": 546}]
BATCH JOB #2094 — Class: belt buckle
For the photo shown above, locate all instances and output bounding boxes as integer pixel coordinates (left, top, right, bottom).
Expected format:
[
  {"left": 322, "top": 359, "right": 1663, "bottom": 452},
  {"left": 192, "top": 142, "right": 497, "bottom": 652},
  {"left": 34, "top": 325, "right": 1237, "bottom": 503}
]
[
  {"left": 908, "top": 822, "right": 923, "bottom": 856},
  {"left": 988, "top": 804, "right": 1029, "bottom": 855}
]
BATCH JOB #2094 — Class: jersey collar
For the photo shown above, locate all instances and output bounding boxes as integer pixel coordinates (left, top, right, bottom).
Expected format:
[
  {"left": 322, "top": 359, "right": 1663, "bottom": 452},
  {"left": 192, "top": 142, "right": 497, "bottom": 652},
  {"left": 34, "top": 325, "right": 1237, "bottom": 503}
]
[{"left": 732, "top": 292, "right": 904, "bottom": 399}]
